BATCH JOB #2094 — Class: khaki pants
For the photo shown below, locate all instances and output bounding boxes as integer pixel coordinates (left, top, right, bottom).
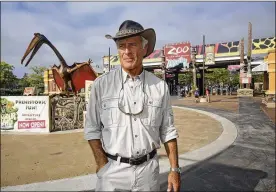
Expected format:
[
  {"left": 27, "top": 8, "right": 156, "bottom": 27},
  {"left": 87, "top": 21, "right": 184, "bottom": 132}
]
[
  {"left": 95, "top": 154, "right": 160, "bottom": 191},
  {"left": 207, "top": 95, "right": 211, "bottom": 102}
]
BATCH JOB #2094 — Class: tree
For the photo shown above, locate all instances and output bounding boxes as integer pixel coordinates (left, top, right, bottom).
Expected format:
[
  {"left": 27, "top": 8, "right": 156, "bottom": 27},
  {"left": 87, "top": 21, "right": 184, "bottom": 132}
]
[
  {"left": 0, "top": 61, "right": 18, "bottom": 89},
  {"left": 252, "top": 73, "right": 264, "bottom": 83},
  {"left": 154, "top": 72, "right": 163, "bottom": 79},
  {"left": 178, "top": 72, "right": 192, "bottom": 86},
  {"left": 18, "top": 73, "right": 31, "bottom": 88},
  {"left": 25, "top": 66, "right": 47, "bottom": 94},
  {"left": 229, "top": 72, "right": 240, "bottom": 87},
  {"left": 205, "top": 68, "right": 230, "bottom": 85}
]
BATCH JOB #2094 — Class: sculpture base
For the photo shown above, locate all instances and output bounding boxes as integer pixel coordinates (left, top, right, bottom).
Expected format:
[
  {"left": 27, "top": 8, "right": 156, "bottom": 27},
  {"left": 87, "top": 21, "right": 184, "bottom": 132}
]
[
  {"left": 262, "top": 94, "right": 275, "bottom": 108},
  {"left": 200, "top": 97, "right": 207, "bottom": 103},
  {"left": 237, "top": 89, "right": 254, "bottom": 97},
  {"left": 266, "top": 102, "right": 275, "bottom": 108}
]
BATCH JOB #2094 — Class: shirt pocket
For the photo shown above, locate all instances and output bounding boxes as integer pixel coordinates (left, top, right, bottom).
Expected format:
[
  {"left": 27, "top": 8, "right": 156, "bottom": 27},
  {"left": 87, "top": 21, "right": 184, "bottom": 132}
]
[
  {"left": 140, "top": 98, "right": 163, "bottom": 128},
  {"left": 148, "top": 99, "right": 163, "bottom": 127},
  {"left": 100, "top": 98, "right": 125, "bottom": 128}
]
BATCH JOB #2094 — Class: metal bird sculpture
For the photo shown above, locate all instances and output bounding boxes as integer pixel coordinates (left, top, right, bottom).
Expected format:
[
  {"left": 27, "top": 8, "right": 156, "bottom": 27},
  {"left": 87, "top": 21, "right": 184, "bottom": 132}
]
[{"left": 21, "top": 33, "right": 98, "bottom": 95}]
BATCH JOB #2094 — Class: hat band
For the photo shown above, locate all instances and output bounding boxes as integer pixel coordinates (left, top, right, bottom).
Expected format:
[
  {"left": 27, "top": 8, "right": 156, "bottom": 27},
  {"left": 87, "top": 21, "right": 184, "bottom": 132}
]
[{"left": 116, "top": 29, "right": 143, "bottom": 37}]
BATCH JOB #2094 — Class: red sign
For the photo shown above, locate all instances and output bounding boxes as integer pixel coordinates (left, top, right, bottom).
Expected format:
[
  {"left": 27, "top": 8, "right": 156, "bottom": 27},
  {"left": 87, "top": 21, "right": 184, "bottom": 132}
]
[
  {"left": 166, "top": 74, "right": 175, "bottom": 78},
  {"left": 18, "top": 120, "right": 46, "bottom": 129},
  {"left": 164, "top": 42, "right": 191, "bottom": 63}
]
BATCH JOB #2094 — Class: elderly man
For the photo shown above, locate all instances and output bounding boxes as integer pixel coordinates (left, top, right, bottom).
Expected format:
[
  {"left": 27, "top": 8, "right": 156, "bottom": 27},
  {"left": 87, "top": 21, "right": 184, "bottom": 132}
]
[{"left": 84, "top": 20, "right": 180, "bottom": 191}]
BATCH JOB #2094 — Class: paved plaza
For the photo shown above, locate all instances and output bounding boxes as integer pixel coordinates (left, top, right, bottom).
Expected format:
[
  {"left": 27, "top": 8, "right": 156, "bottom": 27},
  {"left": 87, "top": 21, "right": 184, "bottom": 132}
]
[
  {"left": 169, "top": 96, "right": 275, "bottom": 192},
  {"left": 1, "top": 107, "right": 223, "bottom": 187},
  {"left": 1, "top": 95, "right": 275, "bottom": 191}
]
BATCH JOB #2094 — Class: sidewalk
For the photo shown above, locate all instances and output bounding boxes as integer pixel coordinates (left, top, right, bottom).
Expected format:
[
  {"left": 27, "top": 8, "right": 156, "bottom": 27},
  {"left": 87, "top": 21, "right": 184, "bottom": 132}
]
[
  {"left": 171, "top": 95, "right": 239, "bottom": 112},
  {"left": 1, "top": 106, "right": 238, "bottom": 191},
  {"left": 171, "top": 97, "right": 275, "bottom": 192}
]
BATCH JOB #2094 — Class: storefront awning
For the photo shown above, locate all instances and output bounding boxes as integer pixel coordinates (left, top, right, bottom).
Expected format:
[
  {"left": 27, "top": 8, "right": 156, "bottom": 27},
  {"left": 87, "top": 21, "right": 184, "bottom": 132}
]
[
  {"left": 252, "top": 62, "right": 268, "bottom": 72},
  {"left": 228, "top": 65, "right": 241, "bottom": 71}
]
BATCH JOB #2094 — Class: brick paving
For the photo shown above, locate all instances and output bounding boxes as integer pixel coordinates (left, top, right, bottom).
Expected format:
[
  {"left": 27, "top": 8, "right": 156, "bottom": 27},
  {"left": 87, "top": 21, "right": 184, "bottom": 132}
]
[
  {"left": 171, "top": 95, "right": 239, "bottom": 112},
  {"left": 165, "top": 96, "right": 275, "bottom": 192}
]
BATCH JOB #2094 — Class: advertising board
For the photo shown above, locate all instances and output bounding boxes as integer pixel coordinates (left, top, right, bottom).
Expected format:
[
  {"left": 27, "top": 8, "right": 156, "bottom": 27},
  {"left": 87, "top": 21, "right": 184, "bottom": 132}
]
[
  {"left": 83, "top": 80, "right": 94, "bottom": 129},
  {"left": 1, "top": 96, "right": 50, "bottom": 133},
  {"left": 85, "top": 80, "right": 94, "bottom": 109},
  {"left": 205, "top": 45, "right": 215, "bottom": 65},
  {"left": 164, "top": 42, "right": 191, "bottom": 68},
  {"left": 23, "top": 87, "right": 36, "bottom": 96}
]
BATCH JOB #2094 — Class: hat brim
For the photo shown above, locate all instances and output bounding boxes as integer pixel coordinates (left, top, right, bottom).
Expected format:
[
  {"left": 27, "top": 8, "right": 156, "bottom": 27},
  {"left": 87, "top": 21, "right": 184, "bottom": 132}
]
[{"left": 105, "top": 28, "right": 156, "bottom": 58}]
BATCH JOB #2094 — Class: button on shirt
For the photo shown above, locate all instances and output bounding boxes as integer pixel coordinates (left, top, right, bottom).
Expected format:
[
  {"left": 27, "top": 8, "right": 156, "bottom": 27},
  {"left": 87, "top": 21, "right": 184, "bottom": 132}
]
[{"left": 84, "top": 67, "right": 178, "bottom": 158}]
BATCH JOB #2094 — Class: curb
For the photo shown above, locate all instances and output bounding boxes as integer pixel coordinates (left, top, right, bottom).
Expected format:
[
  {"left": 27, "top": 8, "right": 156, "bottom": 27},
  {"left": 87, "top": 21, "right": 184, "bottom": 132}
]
[{"left": 1, "top": 106, "right": 238, "bottom": 191}]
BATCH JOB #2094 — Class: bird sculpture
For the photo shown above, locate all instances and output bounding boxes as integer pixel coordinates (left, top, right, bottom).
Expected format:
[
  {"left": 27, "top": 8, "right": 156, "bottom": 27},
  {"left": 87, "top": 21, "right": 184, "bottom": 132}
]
[{"left": 21, "top": 33, "right": 98, "bottom": 95}]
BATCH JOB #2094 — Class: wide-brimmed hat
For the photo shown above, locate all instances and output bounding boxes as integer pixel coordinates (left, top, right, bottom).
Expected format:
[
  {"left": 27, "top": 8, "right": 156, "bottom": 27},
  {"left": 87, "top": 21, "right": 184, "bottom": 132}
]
[{"left": 105, "top": 20, "right": 156, "bottom": 58}]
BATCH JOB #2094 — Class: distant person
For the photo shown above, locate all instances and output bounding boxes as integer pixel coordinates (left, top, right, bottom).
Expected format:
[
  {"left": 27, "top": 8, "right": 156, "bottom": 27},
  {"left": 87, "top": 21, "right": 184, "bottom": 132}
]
[
  {"left": 194, "top": 88, "right": 200, "bottom": 103},
  {"left": 206, "top": 86, "right": 210, "bottom": 103},
  {"left": 185, "top": 85, "right": 189, "bottom": 97}
]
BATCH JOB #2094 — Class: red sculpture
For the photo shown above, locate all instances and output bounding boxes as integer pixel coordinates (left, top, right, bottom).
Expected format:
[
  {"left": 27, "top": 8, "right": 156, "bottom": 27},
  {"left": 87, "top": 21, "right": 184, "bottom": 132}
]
[{"left": 21, "top": 33, "right": 98, "bottom": 95}]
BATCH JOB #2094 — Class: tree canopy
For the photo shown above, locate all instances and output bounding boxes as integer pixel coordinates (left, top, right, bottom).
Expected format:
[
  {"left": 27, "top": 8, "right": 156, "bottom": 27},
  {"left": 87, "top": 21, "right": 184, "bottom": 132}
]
[
  {"left": 0, "top": 61, "right": 18, "bottom": 89},
  {"left": 0, "top": 61, "right": 47, "bottom": 95}
]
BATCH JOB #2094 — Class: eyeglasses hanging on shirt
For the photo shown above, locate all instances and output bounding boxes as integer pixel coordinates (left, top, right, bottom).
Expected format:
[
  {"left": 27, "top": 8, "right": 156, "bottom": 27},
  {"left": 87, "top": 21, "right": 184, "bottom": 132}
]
[{"left": 118, "top": 68, "right": 146, "bottom": 115}]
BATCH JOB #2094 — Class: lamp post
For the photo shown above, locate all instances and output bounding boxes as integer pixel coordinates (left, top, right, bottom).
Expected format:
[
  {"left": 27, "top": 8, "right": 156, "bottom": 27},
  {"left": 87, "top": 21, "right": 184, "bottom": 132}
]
[
  {"left": 191, "top": 46, "right": 197, "bottom": 89},
  {"left": 202, "top": 35, "right": 206, "bottom": 97},
  {"left": 247, "top": 22, "right": 252, "bottom": 89},
  {"left": 162, "top": 46, "right": 166, "bottom": 81}
]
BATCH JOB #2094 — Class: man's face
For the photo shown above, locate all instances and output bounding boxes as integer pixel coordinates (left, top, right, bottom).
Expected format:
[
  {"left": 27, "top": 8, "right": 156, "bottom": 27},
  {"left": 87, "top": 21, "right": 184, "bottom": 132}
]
[{"left": 116, "top": 36, "right": 147, "bottom": 70}]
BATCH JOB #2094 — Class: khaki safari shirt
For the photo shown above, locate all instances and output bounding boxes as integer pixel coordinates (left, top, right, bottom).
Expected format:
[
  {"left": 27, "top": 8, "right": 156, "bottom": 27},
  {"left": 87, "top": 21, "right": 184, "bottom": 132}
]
[{"left": 84, "top": 67, "right": 178, "bottom": 158}]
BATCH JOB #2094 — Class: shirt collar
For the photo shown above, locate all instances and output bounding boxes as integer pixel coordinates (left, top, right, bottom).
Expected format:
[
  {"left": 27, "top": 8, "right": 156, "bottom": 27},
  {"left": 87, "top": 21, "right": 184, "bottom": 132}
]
[{"left": 121, "top": 68, "right": 145, "bottom": 83}]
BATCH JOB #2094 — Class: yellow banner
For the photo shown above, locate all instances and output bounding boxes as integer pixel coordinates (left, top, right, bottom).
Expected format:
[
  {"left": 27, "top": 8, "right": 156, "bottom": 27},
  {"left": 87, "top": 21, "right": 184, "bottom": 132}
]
[
  {"left": 205, "top": 45, "right": 215, "bottom": 65},
  {"left": 103, "top": 55, "right": 120, "bottom": 66},
  {"left": 196, "top": 52, "right": 240, "bottom": 59},
  {"left": 252, "top": 37, "right": 275, "bottom": 55}
]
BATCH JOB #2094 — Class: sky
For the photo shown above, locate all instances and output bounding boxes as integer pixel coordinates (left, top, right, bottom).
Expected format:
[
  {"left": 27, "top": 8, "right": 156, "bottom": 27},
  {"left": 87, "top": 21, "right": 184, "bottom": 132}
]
[{"left": 1, "top": 1, "right": 275, "bottom": 78}]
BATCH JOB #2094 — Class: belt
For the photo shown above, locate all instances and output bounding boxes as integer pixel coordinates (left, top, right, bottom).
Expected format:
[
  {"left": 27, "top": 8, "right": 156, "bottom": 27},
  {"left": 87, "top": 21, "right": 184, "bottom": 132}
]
[{"left": 105, "top": 149, "right": 157, "bottom": 166}]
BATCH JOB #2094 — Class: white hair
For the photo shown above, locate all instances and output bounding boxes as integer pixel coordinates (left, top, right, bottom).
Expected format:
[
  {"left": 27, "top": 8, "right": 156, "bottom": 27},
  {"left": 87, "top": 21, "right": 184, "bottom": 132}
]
[{"left": 141, "top": 36, "right": 148, "bottom": 48}]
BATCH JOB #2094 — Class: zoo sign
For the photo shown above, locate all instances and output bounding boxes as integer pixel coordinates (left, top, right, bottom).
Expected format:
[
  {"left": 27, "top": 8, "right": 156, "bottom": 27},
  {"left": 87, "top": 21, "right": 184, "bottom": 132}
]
[
  {"left": 164, "top": 42, "right": 191, "bottom": 63},
  {"left": 0, "top": 96, "right": 50, "bottom": 133}
]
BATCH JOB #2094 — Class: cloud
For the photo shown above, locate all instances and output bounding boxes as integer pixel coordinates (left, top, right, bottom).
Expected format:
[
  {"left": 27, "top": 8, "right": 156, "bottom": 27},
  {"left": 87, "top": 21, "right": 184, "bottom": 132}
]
[{"left": 1, "top": 1, "right": 275, "bottom": 78}]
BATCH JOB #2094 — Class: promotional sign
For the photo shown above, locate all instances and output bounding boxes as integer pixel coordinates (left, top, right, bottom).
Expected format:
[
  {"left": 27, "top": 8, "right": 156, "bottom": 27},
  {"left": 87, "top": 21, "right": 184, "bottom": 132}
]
[
  {"left": 85, "top": 80, "right": 94, "bottom": 109},
  {"left": 1, "top": 96, "right": 50, "bottom": 133},
  {"left": 205, "top": 45, "right": 215, "bottom": 65},
  {"left": 23, "top": 87, "right": 36, "bottom": 96},
  {"left": 241, "top": 77, "right": 251, "bottom": 84},
  {"left": 228, "top": 65, "right": 241, "bottom": 71},
  {"left": 196, "top": 41, "right": 240, "bottom": 58},
  {"left": 103, "top": 55, "right": 120, "bottom": 66},
  {"left": 166, "top": 57, "right": 189, "bottom": 69},
  {"left": 164, "top": 42, "right": 191, "bottom": 65},
  {"left": 84, "top": 81, "right": 94, "bottom": 129}
]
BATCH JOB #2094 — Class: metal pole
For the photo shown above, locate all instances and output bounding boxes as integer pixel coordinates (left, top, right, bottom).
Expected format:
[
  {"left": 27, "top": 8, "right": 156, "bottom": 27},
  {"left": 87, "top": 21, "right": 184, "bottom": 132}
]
[
  {"left": 192, "top": 46, "right": 197, "bottom": 89},
  {"left": 202, "top": 35, "right": 205, "bottom": 97},
  {"left": 162, "top": 46, "right": 166, "bottom": 81},
  {"left": 108, "top": 47, "right": 111, "bottom": 72},
  {"left": 239, "top": 38, "right": 245, "bottom": 89},
  {"left": 247, "top": 22, "right": 252, "bottom": 89}
]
